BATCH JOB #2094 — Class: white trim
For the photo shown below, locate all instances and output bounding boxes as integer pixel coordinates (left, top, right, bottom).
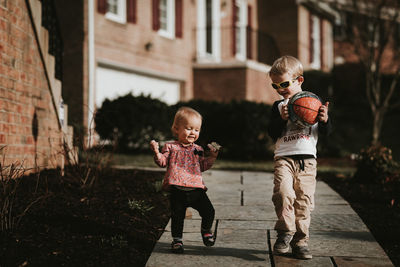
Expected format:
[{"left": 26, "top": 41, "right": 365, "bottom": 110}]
[
  {"left": 96, "top": 66, "right": 181, "bottom": 106},
  {"left": 105, "top": 0, "right": 127, "bottom": 24},
  {"left": 235, "top": 0, "right": 247, "bottom": 61},
  {"left": 196, "top": 0, "right": 221, "bottom": 62},
  {"left": 88, "top": 0, "right": 96, "bottom": 145},
  {"left": 247, "top": 60, "right": 269, "bottom": 73},
  {"left": 97, "top": 58, "right": 185, "bottom": 82},
  {"left": 212, "top": 0, "right": 221, "bottom": 60},
  {"left": 158, "top": 0, "right": 175, "bottom": 39},
  {"left": 196, "top": 0, "right": 206, "bottom": 59},
  {"left": 310, "top": 14, "right": 321, "bottom": 69},
  {"left": 193, "top": 59, "right": 270, "bottom": 73}
]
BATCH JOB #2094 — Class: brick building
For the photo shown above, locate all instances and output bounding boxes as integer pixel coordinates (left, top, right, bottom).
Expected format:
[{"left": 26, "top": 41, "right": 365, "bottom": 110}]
[
  {"left": 0, "top": 0, "right": 73, "bottom": 170},
  {"left": 0, "top": 0, "right": 337, "bottom": 170},
  {"left": 55, "top": 0, "right": 337, "bottom": 137},
  {"left": 329, "top": 0, "right": 400, "bottom": 74},
  {"left": 260, "top": 0, "right": 337, "bottom": 71}
]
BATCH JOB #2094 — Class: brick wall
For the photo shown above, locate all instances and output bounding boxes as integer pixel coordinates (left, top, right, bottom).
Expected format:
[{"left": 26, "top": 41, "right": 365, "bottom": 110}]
[
  {"left": 94, "top": 0, "right": 195, "bottom": 100},
  {"left": 0, "top": 0, "right": 63, "bottom": 170},
  {"left": 246, "top": 67, "right": 280, "bottom": 103},
  {"left": 193, "top": 64, "right": 280, "bottom": 104},
  {"left": 259, "top": 0, "right": 299, "bottom": 62},
  {"left": 193, "top": 67, "right": 247, "bottom": 102}
]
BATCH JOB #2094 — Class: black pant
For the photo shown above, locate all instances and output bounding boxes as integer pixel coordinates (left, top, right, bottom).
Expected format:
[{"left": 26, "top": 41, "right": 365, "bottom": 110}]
[{"left": 169, "top": 187, "right": 215, "bottom": 239}]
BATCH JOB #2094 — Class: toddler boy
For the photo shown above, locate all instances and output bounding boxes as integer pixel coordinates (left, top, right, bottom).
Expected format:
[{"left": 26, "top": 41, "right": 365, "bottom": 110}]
[{"left": 267, "top": 55, "right": 331, "bottom": 259}]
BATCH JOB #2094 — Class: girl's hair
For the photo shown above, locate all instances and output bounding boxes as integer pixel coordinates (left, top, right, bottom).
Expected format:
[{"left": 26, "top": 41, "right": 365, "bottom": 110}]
[
  {"left": 269, "top": 55, "right": 303, "bottom": 79},
  {"left": 171, "top": 106, "right": 202, "bottom": 136}
]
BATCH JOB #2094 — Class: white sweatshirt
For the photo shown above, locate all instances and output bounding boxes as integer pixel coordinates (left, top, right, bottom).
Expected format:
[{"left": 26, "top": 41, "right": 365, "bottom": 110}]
[{"left": 274, "top": 100, "right": 318, "bottom": 158}]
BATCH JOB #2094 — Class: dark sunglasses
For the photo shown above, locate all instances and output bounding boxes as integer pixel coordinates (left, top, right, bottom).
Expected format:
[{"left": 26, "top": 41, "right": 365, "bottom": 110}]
[{"left": 271, "top": 76, "right": 299, "bottom": 90}]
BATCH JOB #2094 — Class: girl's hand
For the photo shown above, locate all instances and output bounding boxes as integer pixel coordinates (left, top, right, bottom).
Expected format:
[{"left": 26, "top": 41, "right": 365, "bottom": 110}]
[
  {"left": 207, "top": 142, "right": 221, "bottom": 157},
  {"left": 150, "top": 140, "right": 160, "bottom": 154},
  {"left": 318, "top": 102, "right": 329, "bottom": 123}
]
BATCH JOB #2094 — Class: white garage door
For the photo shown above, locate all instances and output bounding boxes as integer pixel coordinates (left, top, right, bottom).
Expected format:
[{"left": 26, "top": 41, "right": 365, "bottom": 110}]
[{"left": 96, "top": 66, "right": 180, "bottom": 108}]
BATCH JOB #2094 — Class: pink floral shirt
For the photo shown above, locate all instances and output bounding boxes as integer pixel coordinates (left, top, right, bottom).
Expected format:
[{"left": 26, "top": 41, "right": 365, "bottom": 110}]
[{"left": 154, "top": 141, "right": 216, "bottom": 190}]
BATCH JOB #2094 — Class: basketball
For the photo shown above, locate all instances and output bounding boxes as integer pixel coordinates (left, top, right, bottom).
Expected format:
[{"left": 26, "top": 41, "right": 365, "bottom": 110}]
[{"left": 288, "top": 91, "right": 322, "bottom": 127}]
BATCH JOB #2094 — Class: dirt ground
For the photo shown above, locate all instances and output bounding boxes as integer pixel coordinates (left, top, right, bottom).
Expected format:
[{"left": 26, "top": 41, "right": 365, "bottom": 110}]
[
  {"left": 0, "top": 168, "right": 170, "bottom": 267},
  {"left": 321, "top": 173, "right": 400, "bottom": 267},
  {"left": 1, "top": 168, "right": 398, "bottom": 266}
]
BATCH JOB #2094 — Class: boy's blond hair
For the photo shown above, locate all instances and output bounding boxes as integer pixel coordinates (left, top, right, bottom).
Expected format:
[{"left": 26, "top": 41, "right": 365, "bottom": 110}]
[
  {"left": 171, "top": 106, "right": 202, "bottom": 136},
  {"left": 269, "top": 55, "right": 303, "bottom": 79}
]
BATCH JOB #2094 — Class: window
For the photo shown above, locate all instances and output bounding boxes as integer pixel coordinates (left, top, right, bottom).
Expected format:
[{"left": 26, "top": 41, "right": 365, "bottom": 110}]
[
  {"left": 206, "top": 0, "right": 212, "bottom": 53},
  {"left": 310, "top": 14, "right": 321, "bottom": 69},
  {"left": 333, "top": 11, "right": 350, "bottom": 41},
  {"left": 152, "top": 0, "right": 182, "bottom": 38},
  {"left": 247, "top": 5, "right": 252, "bottom": 59},
  {"left": 367, "top": 20, "right": 379, "bottom": 48},
  {"left": 158, "top": 0, "right": 175, "bottom": 38},
  {"left": 196, "top": 0, "right": 221, "bottom": 62},
  {"left": 234, "top": 0, "right": 247, "bottom": 60},
  {"left": 105, "top": 0, "right": 126, "bottom": 24}
]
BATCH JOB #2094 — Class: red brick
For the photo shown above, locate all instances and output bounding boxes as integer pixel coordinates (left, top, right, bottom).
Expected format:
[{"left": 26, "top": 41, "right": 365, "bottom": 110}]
[
  {"left": 0, "top": 134, "right": 6, "bottom": 143},
  {"left": 0, "top": 123, "right": 9, "bottom": 133}
]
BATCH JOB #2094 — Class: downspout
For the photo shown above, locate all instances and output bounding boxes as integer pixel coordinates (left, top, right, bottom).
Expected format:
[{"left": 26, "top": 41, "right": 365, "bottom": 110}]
[{"left": 88, "top": 0, "right": 95, "bottom": 147}]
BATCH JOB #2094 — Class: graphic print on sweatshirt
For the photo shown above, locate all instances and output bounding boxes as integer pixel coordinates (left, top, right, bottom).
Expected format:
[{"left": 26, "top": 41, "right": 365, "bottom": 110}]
[{"left": 282, "top": 123, "right": 312, "bottom": 143}]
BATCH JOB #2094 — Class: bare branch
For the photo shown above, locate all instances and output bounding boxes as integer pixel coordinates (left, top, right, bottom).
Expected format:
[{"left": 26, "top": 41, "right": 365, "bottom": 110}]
[{"left": 385, "top": 66, "right": 400, "bottom": 108}]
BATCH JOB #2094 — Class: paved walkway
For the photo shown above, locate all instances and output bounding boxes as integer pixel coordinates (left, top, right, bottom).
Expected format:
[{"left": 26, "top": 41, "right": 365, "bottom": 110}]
[{"left": 145, "top": 169, "right": 394, "bottom": 266}]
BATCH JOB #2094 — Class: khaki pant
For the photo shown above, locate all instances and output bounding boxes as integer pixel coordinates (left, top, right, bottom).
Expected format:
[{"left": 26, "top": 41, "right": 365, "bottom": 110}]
[{"left": 272, "top": 157, "right": 317, "bottom": 247}]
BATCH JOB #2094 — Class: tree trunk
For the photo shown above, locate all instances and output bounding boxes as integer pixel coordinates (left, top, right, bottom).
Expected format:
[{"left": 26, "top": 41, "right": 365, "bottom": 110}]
[{"left": 371, "top": 108, "right": 385, "bottom": 145}]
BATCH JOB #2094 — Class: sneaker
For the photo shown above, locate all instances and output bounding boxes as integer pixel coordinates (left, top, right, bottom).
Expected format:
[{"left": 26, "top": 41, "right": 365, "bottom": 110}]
[
  {"left": 273, "top": 233, "right": 292, "bottom": 254},
  {"left": 292, "top": 245, "right": 312, "bottom": 260},
  {"left": 171, "top": 240, "right": 184, "bottom": 254},
  {"left": 201, "top": 232, "right": 215, "bottom": 247}
]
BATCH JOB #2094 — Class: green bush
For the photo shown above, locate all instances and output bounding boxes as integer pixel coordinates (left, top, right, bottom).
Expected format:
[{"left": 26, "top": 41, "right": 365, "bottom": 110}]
[
  {"left": 303, "top": 69, "right": 332, "bottom": 101},
  {"left": 95, "top": 93, "right": 171, "bottom": 152},
  {"left": 95, "top": 95, "right": 274, "bottom": 159},
  {"left": 303, "top": 67, "right": 373, "bottom": 158},
  {"left": 354, "top": 144, "right": 399, "bottom": 183},
  {"left": 173, "top": 100, "right": 274, "bottom": 160}
]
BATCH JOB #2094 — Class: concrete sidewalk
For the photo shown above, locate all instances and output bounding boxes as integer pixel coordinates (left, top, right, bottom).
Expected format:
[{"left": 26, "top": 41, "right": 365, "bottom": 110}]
[{"left": 145, "top": 170, "right": 394, "bottom": 267}]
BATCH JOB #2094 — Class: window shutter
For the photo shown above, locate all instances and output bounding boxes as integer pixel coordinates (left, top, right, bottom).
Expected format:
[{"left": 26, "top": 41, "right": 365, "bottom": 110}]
[
  {"left": 98, "top": 0, "right": 107, "bottom": 14},
  {"left": 320, "top": 19, "right": 324, "bottom": 69},
  {"left": 247, "top": 5, "right": 252, "bottom": 59},
  {"left": 152, "top": 0, "right": 160, "bottom": 31},
  {"left": 232, "top": 1, "right": 237, "bottom": 56},
  {"left": 175, "top": 0, "right": 183, "bottom": 38},
  {"left": 309, "top": 13, "right": 314, "bottom": 64},
  {"left": 127, "top": 0, "right": 137, "bottom": 23}
]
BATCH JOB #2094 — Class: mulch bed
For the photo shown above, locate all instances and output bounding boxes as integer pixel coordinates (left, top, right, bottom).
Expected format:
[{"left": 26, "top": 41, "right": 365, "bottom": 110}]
[
  {"left": 0, "top": 168, "right": 170, "bottom": 267},
  {"left": 321, "top": 172, "right": 400, "bottom": 267}
]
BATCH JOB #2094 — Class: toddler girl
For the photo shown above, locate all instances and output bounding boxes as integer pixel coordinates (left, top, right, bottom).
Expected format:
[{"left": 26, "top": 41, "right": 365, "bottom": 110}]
[{"left": 150, "top": 106, "right": 220, "bottom": 253}]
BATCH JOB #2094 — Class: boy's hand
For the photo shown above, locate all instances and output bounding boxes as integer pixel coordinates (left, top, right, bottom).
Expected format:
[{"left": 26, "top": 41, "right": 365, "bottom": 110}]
[
  {"left": 318, "top": 102, "right": 329, "bottom": 123},
  {"left": 150, "top": 140, "right": 160, "bottom": 155},
  {"left": 280, "top": 104, "right": 289, "bottom": 120}
]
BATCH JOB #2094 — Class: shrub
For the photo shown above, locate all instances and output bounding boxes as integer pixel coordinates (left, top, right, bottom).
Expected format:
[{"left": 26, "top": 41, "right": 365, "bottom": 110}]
[
  {"left": 354, "top": 144, "right": 399, "bottom": 184},
  {"left": 95, "top": 94, "right": 171, "bottom": 152},
  {"left": 173, "top": 99, "right": 274, "bottom": 160},
  {"left": 95, "top": 95, "right": 274, "bottom": 159},
  {"left": 0, "top": 152, "right": 47, "bottom": 232},
  {"left": 303, "top": 69, "right": 332, "bottom": 101}
]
